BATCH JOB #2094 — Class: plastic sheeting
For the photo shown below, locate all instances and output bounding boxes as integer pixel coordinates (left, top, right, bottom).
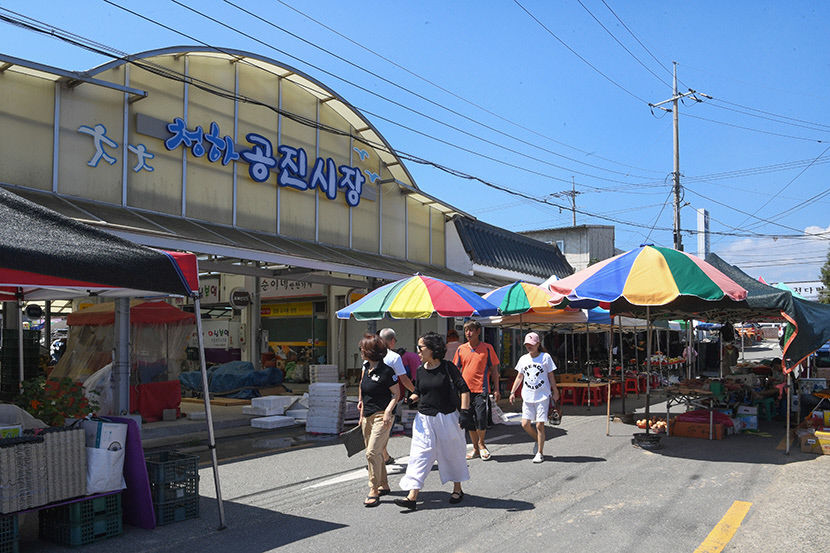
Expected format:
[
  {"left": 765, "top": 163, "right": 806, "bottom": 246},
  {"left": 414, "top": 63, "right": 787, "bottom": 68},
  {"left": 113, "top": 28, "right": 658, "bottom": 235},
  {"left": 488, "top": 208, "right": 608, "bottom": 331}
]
[{"left": 179, "top": 361, "right": 284, "bottom": 399}]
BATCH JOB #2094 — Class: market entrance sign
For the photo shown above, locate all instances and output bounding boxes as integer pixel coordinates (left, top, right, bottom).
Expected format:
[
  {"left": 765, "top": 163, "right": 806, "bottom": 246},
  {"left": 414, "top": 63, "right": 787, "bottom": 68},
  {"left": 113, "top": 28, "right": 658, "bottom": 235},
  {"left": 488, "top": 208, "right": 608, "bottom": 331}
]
[{"left": 164, "top": 118, "right": 365, "bottom": 207}]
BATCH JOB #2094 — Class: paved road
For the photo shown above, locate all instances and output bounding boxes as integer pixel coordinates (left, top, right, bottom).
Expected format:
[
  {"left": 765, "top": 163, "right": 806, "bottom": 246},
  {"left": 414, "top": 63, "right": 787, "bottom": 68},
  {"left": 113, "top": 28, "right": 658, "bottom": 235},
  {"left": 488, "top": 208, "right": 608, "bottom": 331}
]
[{"left": 19, "top": 340, "right": 829, "bottom": 552}]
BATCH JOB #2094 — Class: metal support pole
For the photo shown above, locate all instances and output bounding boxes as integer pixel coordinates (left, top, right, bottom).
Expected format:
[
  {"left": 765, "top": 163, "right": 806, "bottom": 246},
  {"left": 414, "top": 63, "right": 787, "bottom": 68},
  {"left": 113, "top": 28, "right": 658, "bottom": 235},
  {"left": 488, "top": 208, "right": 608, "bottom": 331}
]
[
  {"left": 113, "top": 297, "right": 131, "bottom": 415},
  {"left": 645, "top": 308, "right": 652, "bottom": 434},
  {"left": 195, "top": 297, "right": 227, "bottom": 529},
  {"left": 785, "top": 372, "right": 792, "bottom": 455},
  {"left": 17, "top": 297, "right": 24, "bottom": 391}
]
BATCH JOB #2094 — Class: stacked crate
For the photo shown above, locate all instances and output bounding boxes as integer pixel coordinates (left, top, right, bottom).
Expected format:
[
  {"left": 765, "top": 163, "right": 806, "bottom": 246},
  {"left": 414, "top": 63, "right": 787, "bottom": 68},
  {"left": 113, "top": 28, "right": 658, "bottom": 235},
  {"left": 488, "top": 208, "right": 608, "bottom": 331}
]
[
  {"left": 145, "top": 451, "right": 200, "bottom": 526},
  {"left": 39, "top": 493, "right": 122, "bottom": 547},
  {"left": 23, "top": 427, "right": 87, "bottom": 503},
  {"left": 0, "top": 436, "right": 46, "bottom": 514},
  {"left": 306, "top": 383, "right": 345, "bottom": 434},
  {"left": 0, "top": 514, "right": 17, "bottom": 553}
]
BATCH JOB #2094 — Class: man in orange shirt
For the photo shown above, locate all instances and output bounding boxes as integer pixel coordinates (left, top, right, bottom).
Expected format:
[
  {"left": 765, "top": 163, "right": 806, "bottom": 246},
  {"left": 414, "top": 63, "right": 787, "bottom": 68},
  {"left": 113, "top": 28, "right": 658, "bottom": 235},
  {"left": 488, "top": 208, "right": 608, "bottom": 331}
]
[{"left": 453, "top": 320, "right": 500, "bottom": 460}]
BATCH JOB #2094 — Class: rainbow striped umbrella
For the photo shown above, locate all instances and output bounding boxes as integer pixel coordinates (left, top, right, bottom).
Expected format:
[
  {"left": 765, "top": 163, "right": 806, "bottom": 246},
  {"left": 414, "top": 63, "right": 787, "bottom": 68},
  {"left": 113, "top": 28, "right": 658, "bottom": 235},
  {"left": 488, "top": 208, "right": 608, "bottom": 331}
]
[
  {"left": 483, "top": 281, "right": 558, "bottom": 316},
  {"left": 336, "top": 275, "right": 499, "bottom": 320},
  {"left": 548, "top": 245, "right": 747, "bottom": 317}
]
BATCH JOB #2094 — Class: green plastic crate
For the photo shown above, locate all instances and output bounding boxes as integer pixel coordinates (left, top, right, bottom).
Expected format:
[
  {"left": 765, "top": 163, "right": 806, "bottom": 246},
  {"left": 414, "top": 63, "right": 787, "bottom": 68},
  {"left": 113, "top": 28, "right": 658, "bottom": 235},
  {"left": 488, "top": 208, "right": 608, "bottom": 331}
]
[
  {"left": 39, "top": 515, "right": 122, "bottom": 547},
  {"left": 39, "top": 493, "right": 121, "bottom": 525},
  {"left": 0, "top": 514, "right": 17, "bottom": 553},
  {"left": 145, "top": 451, "right": 199, "bottom": 485},
  {"left": 150, "top": 475, "right": 199, "bottom": 504},
  {"left": 155, "top": 496, "right": 199, "bottom": 526}
]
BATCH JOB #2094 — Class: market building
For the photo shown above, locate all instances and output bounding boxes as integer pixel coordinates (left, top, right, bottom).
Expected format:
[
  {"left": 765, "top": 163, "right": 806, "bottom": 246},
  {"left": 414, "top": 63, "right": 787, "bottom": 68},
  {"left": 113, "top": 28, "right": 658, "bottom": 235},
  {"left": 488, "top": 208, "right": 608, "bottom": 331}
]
[{"left": 0, "top": 47, "right": 572, "bottom": 382}]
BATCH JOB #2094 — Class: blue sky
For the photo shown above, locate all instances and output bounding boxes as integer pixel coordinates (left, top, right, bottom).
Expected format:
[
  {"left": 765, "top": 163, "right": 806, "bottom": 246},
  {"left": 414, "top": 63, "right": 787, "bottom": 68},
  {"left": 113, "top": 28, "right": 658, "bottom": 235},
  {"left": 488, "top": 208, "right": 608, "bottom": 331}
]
[{"left": 2, "top": 1, "right": 828, "bottom": 284}]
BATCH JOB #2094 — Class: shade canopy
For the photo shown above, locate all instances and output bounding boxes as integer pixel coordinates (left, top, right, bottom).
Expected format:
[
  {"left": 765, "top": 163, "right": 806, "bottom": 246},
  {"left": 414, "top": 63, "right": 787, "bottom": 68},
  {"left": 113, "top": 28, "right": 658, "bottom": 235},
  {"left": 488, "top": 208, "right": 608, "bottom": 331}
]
[
  {"left": 483, "top": 280, "right": 559, "bottom": 316},
  {"left": 548, "top": 245, "right": 747, "bottom": 318},
  {"left": 0, "top": 188, "right": 198, "bottom": 298},
  {"left": 336, "top": 274, "right": 499, "bottom": 320},
  {"left": 485, "top": 308, "right": 588, "bottom": 328}
]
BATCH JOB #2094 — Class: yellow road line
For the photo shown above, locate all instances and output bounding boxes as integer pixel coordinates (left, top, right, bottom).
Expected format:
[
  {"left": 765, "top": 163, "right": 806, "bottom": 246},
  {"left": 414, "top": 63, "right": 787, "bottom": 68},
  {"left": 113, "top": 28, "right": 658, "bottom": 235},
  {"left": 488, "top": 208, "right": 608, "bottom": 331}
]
[{"left": 693, "top": 500, "right": 752, "bottom": 553}]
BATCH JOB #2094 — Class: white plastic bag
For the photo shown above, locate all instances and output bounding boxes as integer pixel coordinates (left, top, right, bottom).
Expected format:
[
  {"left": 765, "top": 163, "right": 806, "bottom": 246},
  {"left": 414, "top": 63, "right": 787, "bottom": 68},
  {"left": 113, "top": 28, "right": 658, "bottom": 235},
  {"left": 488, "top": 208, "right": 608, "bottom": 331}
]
[{"left": 85, "top": 447, "right": 126, "bottom": 493}]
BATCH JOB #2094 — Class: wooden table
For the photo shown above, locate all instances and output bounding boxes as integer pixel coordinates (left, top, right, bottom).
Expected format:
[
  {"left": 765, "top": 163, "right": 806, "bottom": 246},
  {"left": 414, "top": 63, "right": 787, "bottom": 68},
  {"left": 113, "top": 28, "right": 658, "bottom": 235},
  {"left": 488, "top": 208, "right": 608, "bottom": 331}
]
[{"left": 664, "top": 386, "right": 717, "bottom": 439}]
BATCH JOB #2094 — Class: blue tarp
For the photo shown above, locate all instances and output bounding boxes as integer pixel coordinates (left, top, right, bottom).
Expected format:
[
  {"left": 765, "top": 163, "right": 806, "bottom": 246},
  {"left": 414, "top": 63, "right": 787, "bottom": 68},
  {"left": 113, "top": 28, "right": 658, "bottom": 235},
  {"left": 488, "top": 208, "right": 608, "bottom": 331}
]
[{"left": 179, "top": 360, "right": 284, "bottom": 399}]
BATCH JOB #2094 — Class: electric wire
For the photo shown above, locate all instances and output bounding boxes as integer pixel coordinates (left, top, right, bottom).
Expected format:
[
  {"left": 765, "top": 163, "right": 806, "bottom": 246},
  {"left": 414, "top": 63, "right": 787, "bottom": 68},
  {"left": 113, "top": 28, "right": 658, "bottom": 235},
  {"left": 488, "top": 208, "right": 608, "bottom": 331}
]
[
  {"left": 512, "top": 0, "right": 651, "bottom": 105},
  {"left": 575, "top": 0, "right": 671, "bottom": 89},
  {"left": 272, "top": 0, "right": 664, "bottom": 177},
  {"left": 682, "top": 112, "right": 826, "bottom": 143}
]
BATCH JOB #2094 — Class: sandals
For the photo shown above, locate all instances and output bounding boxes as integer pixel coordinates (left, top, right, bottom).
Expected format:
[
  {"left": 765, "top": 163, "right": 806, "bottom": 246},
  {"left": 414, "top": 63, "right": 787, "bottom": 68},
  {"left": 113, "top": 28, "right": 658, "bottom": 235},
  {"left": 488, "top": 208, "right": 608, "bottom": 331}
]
[
  {"left": 378, "top": 488, "right": 391, "bottom": 496},
  {"left": 394, "top": 498, "right": 417, "bottom": 511},
  {"left": 466, "top": 450, "right": 481, "bottom": 460},
  {"left": 364, "top": 495, "right": 380, "bottom": 508},
  {"left": 449, "top": 490, "right": 465, "bottom": 504},
  {"left": 480, "top": 448, "right": 492, "bottom": 461}
]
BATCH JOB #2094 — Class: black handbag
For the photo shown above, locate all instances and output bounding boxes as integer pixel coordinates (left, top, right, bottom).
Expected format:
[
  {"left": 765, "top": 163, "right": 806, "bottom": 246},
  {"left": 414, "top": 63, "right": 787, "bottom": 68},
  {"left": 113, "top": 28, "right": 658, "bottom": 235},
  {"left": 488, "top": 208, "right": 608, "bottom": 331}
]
[{"left": 339, "top": 424, "right": 365, "bottom": 457}]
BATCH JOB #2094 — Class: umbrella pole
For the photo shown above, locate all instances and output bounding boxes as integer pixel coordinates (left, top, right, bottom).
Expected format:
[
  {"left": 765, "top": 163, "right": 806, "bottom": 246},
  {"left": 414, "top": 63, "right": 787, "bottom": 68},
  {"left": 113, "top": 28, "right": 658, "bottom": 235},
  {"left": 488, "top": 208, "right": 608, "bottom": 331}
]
[
  {"left": 564, "top": 330, "right": 568, "bottom": 373},
  {"left": 606, "top": 329, "right": 612, "bottom": 436},
  {"left": 645, "top": 307, "right": 652, "bottom": 435},
  {"left": 194, "top": 296, "right": 227, "bottom": 530},
  {"left": 618, "top": 317, "right": 626, "bottom": 415},
  {"left": 585, "top": 321, "right": 589, "bottom": 376}
]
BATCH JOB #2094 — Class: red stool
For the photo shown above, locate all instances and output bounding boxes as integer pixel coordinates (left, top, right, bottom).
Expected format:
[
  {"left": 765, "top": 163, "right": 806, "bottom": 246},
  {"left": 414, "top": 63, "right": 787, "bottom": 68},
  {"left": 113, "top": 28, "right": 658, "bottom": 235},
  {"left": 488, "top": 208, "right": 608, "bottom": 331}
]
[
  {"left": 561, "top": 387, "right": 578, "bottom": 406},
  {"left": 624, "top": 376, "right": 639, "bottom": 396},
  {"left": 610, "top": 381, "right": 623, "bottom": 398}
]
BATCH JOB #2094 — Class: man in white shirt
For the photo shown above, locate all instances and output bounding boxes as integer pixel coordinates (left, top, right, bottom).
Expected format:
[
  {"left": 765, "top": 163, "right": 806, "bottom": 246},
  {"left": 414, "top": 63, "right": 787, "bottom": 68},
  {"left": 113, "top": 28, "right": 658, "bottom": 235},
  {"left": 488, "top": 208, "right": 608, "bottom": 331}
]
[{"left": 379, "top": 328, "right": 415, "bottom": 464}]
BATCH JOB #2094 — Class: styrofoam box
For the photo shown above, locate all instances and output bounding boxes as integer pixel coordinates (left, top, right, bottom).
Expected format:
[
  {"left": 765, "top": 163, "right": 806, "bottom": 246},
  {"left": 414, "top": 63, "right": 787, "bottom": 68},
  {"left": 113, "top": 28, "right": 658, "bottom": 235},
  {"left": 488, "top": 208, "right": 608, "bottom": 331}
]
[
  {"left": 252, "top": 396, "right": 296, "bottom": 410},
  {"left": 285, "top": 408, "right": 309, "bottom": 419},
  {"left": 251, "top": 415, "right": 297, "bottom": 429},
  {"left": 737, "top": 405, "right": 758, "bottom": 416},
  {"left": 242, "top": 405, "right": 284, "bottom": 416}
]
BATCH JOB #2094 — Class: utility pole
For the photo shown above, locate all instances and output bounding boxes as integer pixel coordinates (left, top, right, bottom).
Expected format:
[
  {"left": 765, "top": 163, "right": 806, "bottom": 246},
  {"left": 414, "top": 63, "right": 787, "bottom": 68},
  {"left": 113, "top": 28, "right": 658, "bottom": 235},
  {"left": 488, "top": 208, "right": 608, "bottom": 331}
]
[
  {"left": 649, "top": 62, "right": 710, "bottom": 251},
  {"left": 571, "top": 176, "right": 577, "bottom": 226}
]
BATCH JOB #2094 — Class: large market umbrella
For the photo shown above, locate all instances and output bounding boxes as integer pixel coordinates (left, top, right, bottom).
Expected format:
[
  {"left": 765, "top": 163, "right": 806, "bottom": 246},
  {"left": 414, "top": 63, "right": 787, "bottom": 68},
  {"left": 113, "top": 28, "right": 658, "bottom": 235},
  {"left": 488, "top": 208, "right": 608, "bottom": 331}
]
[
  {"left": 482, "top": 280, "right": 558, "bottom": 315},
  {"left": 547, "top": 245, "right": 748, "bottom": 443},
  {"left": 336, "top": 274, "right": 499, "bottom": 320}
]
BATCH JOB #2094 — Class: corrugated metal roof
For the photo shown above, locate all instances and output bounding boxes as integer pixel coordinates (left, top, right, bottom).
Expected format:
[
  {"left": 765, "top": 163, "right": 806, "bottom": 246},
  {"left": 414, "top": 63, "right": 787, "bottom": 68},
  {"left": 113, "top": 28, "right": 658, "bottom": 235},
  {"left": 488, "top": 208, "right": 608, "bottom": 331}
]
[{"left": 453, "top": 216, "right": 573, "bottom": 279}]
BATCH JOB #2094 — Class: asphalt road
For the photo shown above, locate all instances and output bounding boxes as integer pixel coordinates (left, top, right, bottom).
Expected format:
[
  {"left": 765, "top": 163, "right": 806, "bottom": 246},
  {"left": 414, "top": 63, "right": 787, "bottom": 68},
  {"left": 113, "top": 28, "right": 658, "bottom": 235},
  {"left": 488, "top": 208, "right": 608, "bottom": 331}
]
[{"left": 18, "top": 340, "right": 830, "bottom": 552}]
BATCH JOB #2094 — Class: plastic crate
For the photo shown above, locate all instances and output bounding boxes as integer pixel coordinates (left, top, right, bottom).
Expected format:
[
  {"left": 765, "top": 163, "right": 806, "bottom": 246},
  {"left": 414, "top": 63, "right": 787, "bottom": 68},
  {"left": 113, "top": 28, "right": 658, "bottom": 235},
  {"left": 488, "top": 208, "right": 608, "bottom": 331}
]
[
  {"left": 150, "top": 475, "right": 199, "bottom": 504},
  {"left": 40, "top": 493, "right": 121, "bottom": 525},
  {"left": 155, "top": 495, "right": 199, "bottom": 526},
  {"left": 145, "top": 451, "right": 199, "bottom": 485},
  {"left": 39, "top": 514, "right": 122, "bottom": 547},
  {"left": 0, "top": 514, "right": 17, "bottom": 553}
]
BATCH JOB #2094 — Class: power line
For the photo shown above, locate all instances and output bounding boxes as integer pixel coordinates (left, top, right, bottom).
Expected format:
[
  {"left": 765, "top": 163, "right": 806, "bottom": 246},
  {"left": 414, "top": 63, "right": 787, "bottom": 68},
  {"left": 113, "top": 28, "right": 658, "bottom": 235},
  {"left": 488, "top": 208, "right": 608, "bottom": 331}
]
[
  {"left": 575, "top": 0, "right": 671, "bottom": 89},
  {"left": 682, "top": 112, "right": 826, "bottom": 143},
  {"left": 705, "top": 100, "right": 830, "bottom": 134},
  {"left": 599, "top": 0, "right": 675, "bottom": 80},
  {"left": 270, "top": 0, "right": 665, "bottom": 177},
  {"left": 512, "top": 0, "right": 651, "bottom": 105}
]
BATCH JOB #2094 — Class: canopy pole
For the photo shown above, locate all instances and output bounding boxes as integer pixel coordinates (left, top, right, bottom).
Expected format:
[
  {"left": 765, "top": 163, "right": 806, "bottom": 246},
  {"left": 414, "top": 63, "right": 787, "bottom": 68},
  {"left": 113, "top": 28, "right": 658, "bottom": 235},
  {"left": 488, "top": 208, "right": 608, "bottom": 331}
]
[
  {"left": 17, "top": 295, "right": 24, "bottom": 392},
  {"left": 785, "top": 372, "right": 791, "bottom": 455},
  {"left": 585, "top": 321, "right": 589, "bottom": 376},
  {"left": 112, "top": 297, "right": 131, "bottom": 415},
  {"left": 564, "top": 330, "right": 568, "bottom": 373},
  {"left": 645, "top": 307, "right": 652, "bottom": 435},
  {"left": 195, "top": 296, "right": 227, "bottom": 530}
]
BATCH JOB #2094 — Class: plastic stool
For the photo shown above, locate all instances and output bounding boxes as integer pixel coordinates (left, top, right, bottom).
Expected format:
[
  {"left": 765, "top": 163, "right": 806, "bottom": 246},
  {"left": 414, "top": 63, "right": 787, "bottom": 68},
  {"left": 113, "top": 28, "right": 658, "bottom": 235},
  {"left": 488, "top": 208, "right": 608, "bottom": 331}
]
[
  {"left": 561, "top": 387, "right": 578, "bottom": 406},
  {"left": 754, "top": 397, "right": 775, "bottom": 422},
  {"left": 624, "top": 377, "right": 639, "bottom": 396}
]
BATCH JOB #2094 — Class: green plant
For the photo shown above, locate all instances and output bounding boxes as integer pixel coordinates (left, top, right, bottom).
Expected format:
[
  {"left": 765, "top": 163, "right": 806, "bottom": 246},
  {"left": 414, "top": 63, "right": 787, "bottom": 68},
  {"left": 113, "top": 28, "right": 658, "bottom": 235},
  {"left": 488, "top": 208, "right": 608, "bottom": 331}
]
[{"left": 13, "top": 377, "right": 99, "bottom": 426}]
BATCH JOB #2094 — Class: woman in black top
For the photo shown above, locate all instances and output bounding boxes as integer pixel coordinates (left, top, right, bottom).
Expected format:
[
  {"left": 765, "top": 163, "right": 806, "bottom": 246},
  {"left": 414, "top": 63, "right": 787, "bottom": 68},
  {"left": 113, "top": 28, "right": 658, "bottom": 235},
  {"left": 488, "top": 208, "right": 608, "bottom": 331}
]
[
  {"left": 358, "top": 334, "right": 400, "bottom": 507},
  {"left": 394, "top": 331, "right": 473, "bottom": 511}
]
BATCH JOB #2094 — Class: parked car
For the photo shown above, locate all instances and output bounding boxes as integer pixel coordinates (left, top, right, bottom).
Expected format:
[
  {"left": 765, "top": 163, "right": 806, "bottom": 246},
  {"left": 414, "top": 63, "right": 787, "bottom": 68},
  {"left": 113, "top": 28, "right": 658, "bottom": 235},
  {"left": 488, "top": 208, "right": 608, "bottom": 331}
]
[
  {"left": 812, "top": 341, "right": 830, "bottom": 368},
  {"left": 735, "top": 323, "right": 763, "bottom": 342}
]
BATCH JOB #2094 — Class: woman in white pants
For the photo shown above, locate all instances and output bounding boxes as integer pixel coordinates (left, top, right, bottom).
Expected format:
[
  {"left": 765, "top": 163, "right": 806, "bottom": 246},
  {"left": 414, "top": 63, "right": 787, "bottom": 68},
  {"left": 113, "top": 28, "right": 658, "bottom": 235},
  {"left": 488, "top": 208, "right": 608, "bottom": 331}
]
[{"left": 395, "top": 331, "right": 472, "bottom": 511}]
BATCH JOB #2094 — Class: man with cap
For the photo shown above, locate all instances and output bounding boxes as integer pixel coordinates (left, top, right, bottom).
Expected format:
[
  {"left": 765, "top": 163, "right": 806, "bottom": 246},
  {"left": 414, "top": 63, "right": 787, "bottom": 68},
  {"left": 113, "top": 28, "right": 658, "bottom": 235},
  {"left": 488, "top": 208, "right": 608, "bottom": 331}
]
[{"left": 509, "top": 331, "right": 559, "bottom": 463}]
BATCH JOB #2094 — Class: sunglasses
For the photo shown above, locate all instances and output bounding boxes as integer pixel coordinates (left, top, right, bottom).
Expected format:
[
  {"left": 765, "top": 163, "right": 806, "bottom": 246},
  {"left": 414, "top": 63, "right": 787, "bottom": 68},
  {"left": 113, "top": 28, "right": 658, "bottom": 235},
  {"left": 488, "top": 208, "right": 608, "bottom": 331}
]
[{"left": 416, "top": 344, "right": 429, "bottom": 351}]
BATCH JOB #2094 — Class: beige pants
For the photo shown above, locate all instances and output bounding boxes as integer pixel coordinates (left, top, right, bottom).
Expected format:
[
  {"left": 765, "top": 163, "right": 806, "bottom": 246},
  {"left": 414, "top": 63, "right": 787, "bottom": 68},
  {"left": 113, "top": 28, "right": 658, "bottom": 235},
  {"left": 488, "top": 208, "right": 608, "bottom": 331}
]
[{"left": 361, "top": 411, "right": 391, "bottom": 490}]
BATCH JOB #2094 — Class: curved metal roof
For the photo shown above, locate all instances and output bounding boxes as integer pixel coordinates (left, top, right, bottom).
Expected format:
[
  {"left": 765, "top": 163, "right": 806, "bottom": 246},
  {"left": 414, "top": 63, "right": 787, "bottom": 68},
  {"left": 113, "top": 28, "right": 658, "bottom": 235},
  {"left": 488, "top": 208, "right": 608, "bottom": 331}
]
[{"left": 87, "top": 46, "right": 421, "bottom": 192}]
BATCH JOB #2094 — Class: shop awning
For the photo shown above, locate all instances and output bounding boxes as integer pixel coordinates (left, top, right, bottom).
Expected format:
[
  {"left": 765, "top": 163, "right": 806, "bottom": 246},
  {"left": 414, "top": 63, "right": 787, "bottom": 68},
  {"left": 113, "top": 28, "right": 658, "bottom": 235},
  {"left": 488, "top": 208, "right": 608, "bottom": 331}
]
[{"left": 3, "top": 185, "right": 506, "bottom": 293}]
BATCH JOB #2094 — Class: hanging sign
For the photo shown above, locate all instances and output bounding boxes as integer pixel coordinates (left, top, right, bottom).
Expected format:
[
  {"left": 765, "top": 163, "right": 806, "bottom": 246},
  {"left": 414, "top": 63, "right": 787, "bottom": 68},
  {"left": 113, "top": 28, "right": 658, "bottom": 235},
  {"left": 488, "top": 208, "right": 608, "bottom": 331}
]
[
  {"left": 229, "top": 288, "right": 252, "bottom": 309},
  {"left": 260, "top": 278, "right": 324, "bottom": 299}
]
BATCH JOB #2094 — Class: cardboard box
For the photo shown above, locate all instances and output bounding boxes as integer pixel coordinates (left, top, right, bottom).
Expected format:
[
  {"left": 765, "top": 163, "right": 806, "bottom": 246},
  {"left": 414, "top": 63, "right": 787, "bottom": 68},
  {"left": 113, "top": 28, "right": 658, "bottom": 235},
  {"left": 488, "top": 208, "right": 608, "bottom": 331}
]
[
  {"left": 798, "top": 429, "right": 822, "bottom": 454},
  {"left": 816, "top": 430, "right": 830, "bottom": 454},
  {"left": 737, "top": 405, "right": 758, "bottom": 416},
  {"left": 670, "top": 420, "right": 724, "bottom": 440},
  {"left": 737, "top": 415, "right": 758, "bottom": 431}
]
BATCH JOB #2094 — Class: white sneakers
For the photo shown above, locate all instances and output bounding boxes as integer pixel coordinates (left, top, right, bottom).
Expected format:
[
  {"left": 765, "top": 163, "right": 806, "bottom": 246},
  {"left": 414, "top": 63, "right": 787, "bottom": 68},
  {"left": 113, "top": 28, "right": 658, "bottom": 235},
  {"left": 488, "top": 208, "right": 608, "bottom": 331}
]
[{"left": 532, "top": 452, "right": 544, "bottom": 463}]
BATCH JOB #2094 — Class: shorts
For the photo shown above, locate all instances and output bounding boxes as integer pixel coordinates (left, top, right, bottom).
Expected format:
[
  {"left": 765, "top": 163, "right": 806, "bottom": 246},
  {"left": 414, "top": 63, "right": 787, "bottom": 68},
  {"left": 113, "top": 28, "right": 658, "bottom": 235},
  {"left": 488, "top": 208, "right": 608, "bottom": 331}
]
[
  {"left": 522, "top": 399, "right": 549, "bottom": 423},
  {"left": 470, "top": 393, "right": 489, "bottom": 430}
]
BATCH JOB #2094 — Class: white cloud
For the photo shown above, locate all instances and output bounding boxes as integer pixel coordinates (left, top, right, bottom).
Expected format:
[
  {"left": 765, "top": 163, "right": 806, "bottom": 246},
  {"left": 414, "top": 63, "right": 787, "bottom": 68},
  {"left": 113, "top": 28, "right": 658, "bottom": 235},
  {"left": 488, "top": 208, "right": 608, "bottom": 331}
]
[{"left": 715, "top": 224, "right": 830, "bottom": 284}]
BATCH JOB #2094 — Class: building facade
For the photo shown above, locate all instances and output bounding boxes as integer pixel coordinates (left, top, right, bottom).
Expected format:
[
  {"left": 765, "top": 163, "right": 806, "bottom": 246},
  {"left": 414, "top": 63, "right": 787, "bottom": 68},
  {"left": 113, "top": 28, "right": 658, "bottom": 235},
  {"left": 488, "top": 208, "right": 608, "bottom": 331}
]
[{"left": 519, "top": 225, "right": 617, "bottom": 271}]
